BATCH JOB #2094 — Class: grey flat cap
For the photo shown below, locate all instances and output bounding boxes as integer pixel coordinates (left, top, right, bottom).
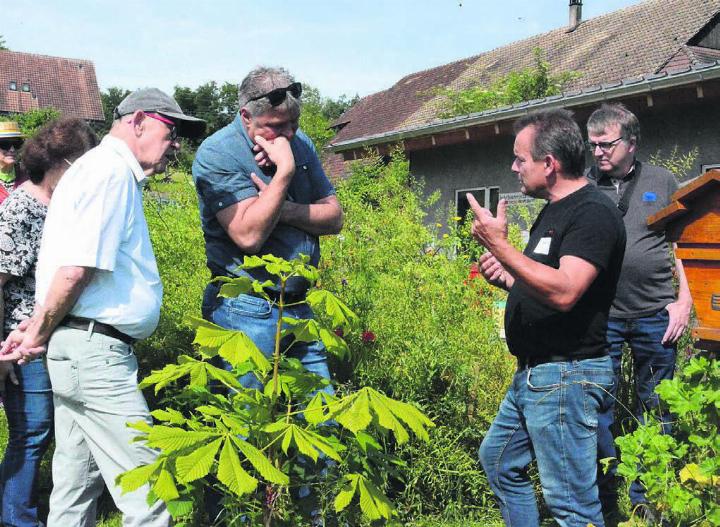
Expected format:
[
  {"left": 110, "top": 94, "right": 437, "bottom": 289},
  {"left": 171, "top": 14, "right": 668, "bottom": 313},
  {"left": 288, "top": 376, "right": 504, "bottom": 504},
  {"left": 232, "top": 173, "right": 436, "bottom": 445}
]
[{"left": 114, "top": 87, "right": 206, "bottom": 139}]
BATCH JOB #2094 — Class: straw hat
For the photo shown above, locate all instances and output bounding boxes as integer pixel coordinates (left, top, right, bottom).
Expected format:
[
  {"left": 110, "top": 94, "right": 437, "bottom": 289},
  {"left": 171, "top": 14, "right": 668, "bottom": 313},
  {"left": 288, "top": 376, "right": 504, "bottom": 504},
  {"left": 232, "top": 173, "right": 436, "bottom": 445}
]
[{"left": 0, "top": 122, "right": 24, "bottom": 139}]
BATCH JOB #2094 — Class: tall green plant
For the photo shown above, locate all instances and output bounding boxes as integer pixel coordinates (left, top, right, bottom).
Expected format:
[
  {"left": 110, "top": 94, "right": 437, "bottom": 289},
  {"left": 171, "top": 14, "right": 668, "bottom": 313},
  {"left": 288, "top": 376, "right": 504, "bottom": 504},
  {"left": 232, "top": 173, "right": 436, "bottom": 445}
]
[
  {"left": 320, "top": 151, "right": 514, "bottom": 521},
  {"left": 428, "top": 48, "right": 580, "bottom": 119},
  {"left": 118, "top": 255, "right": 433, "bottom": 526},
  {"left": 649, "top": 146, "right": 699, "bottom": 182},
  {"left": 614, "top": 356, "right": 720, "bottom": 525}
]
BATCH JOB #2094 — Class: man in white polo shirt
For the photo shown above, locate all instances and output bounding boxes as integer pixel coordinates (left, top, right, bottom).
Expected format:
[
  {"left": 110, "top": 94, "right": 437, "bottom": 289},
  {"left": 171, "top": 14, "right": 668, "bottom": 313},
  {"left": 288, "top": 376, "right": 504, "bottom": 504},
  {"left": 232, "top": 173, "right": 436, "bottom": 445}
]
[{"left": 0, "top": 88, "right": 204, "bottom": 527}]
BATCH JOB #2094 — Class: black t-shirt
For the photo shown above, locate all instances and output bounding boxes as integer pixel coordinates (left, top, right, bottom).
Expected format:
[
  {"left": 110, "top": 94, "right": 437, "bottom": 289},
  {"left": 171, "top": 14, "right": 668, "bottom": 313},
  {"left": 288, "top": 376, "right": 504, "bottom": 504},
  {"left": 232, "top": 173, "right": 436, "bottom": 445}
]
[{"left": 505, "top": 184, "right": 626, "bottom": 359}]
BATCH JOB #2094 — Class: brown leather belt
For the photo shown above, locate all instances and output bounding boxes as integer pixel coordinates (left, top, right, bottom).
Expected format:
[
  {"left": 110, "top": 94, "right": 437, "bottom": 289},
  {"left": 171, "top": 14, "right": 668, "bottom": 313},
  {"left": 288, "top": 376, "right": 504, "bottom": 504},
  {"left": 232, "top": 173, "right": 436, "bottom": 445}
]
[{"left": 60, "top": 315, "right": 136, "bottom": 346}]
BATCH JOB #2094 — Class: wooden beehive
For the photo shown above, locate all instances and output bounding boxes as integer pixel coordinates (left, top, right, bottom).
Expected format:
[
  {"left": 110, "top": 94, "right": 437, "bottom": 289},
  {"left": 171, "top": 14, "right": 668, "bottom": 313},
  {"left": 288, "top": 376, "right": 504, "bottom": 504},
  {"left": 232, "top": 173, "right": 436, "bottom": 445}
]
[{"left": 647, "top": 170, "right": 720, "bottom": 352}]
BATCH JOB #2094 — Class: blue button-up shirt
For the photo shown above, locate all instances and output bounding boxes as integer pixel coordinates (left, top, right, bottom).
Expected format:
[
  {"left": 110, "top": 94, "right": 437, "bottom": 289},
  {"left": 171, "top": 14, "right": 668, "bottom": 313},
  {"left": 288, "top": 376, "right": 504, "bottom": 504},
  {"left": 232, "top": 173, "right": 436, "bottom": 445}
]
[{"left": 192, "top": 114, "right": 335, "bottom": 293}]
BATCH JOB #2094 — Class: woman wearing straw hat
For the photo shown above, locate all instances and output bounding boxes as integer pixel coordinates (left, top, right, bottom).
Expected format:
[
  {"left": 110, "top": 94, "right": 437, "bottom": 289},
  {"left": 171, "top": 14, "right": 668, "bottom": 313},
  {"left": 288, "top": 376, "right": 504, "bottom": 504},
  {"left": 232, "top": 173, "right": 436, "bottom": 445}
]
[{"left": 0, "top": 122, "right": 25, "bottom": 204}]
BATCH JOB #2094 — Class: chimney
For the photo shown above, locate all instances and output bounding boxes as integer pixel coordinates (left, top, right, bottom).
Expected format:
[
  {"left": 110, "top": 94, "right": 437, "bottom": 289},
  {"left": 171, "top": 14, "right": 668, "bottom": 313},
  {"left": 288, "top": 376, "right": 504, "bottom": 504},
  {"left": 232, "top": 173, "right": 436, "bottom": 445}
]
[{"left": 568, "top": 0, "right": 582, "bottom": 32}]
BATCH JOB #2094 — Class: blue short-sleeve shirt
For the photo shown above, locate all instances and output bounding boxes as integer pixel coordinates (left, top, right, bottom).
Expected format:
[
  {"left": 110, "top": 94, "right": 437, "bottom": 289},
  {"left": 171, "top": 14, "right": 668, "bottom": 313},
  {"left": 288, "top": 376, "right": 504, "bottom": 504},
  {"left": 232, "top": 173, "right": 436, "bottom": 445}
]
[{"left": 192, "top": 114, "right": 335, "bottom": 293}]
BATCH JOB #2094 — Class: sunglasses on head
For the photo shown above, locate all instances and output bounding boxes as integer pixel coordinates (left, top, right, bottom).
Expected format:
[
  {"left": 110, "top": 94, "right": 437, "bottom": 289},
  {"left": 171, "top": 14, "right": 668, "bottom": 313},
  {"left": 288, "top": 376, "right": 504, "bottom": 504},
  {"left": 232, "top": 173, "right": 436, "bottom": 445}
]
[
  {"left": 247, "top": 82, "right": 302, "bottom": 107},
  {"left": 0, "top": 138, "right": 23, "bottom": 150}
]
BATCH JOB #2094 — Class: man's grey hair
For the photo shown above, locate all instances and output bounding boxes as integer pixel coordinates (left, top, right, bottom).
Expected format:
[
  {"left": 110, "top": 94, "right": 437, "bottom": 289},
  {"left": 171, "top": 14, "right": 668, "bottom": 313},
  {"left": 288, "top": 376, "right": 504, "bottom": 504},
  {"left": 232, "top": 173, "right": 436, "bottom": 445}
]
[
  {"left": 238, "top": 66, "right": 301, "bottom": 119},
  {"left": 514, "top": 109, "right": 586, "bottom": 179},
  {"left": 586, "top": 103, "right": 641, "bottom": 144}
]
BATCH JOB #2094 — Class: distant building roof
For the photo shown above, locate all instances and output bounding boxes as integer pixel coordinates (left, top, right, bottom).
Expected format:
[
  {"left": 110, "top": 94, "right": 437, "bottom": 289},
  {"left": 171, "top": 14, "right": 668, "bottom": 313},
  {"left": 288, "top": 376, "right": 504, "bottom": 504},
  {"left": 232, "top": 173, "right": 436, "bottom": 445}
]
[
  {"left": 0, "top": 50, "right": 104, "bottom": 121},
  {"left": 330, "top": 0, "right": 720, "bottom": 151}
]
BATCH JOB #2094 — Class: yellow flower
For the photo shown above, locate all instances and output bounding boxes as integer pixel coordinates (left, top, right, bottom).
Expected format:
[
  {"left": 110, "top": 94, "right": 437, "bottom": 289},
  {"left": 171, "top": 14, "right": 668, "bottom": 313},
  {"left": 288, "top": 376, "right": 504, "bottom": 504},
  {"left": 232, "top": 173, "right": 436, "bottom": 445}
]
[
  {"left": 436, "top": 223, "right": 443, "bottom": 228},
  {"left": 453, "top": 216, "right": 462, "bottom": 221},
  {"left": 443, "top": 233, "right": 449, "bottom": 239}
]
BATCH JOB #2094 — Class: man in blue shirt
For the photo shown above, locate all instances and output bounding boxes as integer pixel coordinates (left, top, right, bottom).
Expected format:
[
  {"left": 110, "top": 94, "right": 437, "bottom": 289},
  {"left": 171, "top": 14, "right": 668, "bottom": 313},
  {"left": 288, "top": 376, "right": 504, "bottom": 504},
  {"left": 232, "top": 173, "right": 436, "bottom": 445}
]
[{"left": 192, "top": 64, "right": 343, "bottom": 400}]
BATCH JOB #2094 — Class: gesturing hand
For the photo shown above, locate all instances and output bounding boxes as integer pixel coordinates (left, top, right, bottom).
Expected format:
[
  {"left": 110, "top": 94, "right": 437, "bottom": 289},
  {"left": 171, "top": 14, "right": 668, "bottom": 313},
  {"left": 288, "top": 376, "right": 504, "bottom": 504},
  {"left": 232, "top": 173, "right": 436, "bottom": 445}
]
[
  {"left": 467, "top": 196, "right": 508, "bottom": 250},
  {"left": 478, "top": 252, "right": 512, "bottom": 290}
]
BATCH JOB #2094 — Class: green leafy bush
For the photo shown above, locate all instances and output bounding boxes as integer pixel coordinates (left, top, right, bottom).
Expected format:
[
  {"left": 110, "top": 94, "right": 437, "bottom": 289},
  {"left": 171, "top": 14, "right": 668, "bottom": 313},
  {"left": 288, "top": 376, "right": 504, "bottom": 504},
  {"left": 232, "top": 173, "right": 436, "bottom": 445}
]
[
  {"left": 615, "top": 355, "right": 720, "bottom": 525},
  {"left": 427, "top": 48, "right": 580, "bottom": 119},
  {"left": 137, "top": 173, "right": 210, "bottom": 381},
  {"left": 119, "top": 255, "right": 433, "bottom": 526},
  {"left": 319, "top": 152, "right": 515, "bottom": 521},
  {"left": 0, "top": 108, "right": 61, "bottom": 137}
]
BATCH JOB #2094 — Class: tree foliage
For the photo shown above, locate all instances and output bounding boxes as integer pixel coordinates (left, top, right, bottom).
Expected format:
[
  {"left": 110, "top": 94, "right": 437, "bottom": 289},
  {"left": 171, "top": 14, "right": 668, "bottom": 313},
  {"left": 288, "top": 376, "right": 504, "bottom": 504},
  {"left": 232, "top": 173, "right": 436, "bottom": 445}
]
[
  {"left": 428, "top": 48, "right": 581, "bottom": 119},
  {"left": 0, "top": 35, "right": 7, "bottom": 51},
  {"left": 173, "top": 81, "right": 238, "bottom": 138}
]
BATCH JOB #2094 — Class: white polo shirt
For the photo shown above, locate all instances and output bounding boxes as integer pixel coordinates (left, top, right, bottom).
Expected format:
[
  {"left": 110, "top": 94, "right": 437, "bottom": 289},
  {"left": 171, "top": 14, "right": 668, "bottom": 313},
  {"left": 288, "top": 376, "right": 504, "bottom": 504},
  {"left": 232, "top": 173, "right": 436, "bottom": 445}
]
[{"left": 35, "top": 135, "right": 163, "bottom": 339}]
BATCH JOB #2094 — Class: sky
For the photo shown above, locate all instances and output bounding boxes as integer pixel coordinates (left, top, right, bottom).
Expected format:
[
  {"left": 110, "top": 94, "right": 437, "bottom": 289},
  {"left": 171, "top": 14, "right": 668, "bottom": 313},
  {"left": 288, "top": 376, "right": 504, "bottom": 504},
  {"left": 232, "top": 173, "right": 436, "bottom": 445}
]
[{"left": 3, "top": 0, "right": 642, "bottom": 100}]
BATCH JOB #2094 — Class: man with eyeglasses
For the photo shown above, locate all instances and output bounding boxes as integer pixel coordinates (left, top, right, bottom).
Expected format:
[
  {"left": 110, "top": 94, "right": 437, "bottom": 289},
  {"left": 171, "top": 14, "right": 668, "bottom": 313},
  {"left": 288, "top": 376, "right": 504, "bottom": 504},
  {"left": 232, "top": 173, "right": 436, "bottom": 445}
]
[
  {"left": 586, "top": 102, "right": 691, "bottom": 523},
  {"left": 0, "top": 88, "right": 205, "bottom": 527},
  {"left": 192, "top": 66, "right": 343, "bottom": 523}
]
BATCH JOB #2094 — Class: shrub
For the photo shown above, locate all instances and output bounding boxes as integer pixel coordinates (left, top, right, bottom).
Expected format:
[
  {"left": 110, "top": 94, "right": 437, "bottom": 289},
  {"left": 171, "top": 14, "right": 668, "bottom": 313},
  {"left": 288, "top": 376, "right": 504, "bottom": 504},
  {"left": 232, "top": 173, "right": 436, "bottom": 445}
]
[
  {"left": 136, "top": 172, "right": 210, "bottom": 382},
  {"left": 615, "top": 355, "right": 720, "bottom": 525},
  {"left": 119, "top": 256, "right": 434, "bottom": 526},
  {"left": 319, "top": 151, "right": 515, "bottom": 520}
]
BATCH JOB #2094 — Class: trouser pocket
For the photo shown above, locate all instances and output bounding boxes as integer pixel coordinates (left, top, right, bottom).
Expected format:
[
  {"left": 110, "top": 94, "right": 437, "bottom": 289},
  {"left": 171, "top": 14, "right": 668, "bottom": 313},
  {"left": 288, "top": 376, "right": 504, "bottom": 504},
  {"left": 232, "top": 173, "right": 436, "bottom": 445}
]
[{"left": 46, "top": 358, "right": 80, "bottom": 400}]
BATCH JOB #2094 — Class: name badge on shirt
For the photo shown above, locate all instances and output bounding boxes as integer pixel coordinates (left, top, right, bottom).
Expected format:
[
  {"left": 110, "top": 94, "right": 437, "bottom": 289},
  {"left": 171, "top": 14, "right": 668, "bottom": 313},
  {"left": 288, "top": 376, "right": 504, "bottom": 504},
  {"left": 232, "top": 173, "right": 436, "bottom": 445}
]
[{"left": 533, "top": 237, "right": 551, "bottom": 255}]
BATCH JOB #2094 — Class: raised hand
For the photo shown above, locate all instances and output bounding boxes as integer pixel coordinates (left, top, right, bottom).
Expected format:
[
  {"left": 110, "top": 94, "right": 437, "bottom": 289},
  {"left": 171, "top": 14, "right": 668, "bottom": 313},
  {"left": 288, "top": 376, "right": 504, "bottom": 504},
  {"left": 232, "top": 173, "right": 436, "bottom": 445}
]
[{"left": 467, "top": 196, "right": 508, "bottom": 250}]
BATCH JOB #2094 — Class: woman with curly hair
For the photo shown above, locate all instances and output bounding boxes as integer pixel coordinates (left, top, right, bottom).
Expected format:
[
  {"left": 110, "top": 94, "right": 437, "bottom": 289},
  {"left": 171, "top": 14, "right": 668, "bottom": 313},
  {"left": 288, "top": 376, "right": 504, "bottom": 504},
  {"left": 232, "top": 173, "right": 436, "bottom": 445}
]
[{"left": 0, "top": 117, "right": 97, "bottom": 527}]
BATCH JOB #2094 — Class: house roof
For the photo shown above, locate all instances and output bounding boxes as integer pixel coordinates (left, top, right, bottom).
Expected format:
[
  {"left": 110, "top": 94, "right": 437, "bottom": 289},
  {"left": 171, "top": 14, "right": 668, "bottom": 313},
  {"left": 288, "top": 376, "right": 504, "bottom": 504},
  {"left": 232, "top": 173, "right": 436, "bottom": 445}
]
[
  {"left": 0, "top": 50, "right": 104, "bottom": 121},
  {"left": 329, "top": 0, "right": 720, "bottom": 151},
  {"left": 329, "top": 60, "right": 720, "bottom": 151}
]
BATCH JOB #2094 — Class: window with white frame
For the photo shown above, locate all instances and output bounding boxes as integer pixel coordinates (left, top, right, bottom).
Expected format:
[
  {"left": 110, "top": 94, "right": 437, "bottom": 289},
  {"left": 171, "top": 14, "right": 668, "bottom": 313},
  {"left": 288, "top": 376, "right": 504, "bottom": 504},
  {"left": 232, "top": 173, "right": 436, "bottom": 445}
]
[{"left": 455, "top": 186, "right": 500, "bottom": 221}]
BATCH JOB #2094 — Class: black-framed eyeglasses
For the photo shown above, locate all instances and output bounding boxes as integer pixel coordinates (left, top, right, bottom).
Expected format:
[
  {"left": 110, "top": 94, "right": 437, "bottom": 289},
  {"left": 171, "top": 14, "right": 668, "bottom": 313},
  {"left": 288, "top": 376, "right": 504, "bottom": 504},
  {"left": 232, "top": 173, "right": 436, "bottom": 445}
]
[
  {"left": 0, "top": 138, "right": 23, "bottom": 150},
  {"left": 145, "top": 112, "right": 178, "bottom": 141},
  {"left": 586, "top": 137, "right": 624, "bottom": 152},
  {"left": 247, "top": 82, "right": 302, "bottom": 107}
]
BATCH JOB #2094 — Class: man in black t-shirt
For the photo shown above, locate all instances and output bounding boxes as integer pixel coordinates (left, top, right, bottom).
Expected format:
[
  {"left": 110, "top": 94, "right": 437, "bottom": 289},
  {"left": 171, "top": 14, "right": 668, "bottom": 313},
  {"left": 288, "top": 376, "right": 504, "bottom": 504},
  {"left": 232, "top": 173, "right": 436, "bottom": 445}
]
[{"left": 470, "top": 109, "right": 625, "bottom": 527}]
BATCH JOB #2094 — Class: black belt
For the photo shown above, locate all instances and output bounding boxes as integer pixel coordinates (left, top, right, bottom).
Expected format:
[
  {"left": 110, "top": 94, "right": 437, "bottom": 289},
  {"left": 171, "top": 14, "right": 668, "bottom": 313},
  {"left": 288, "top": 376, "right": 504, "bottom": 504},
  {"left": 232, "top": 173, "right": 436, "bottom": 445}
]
[
  {"left": 60, "top": 316, "right": 136, "bottom": 346},
  {"left": 516, "top": 352, "right": 607, "bottom": 370},
  {"left": 264, "top": 289, "right": 306, "bottom": 304}
]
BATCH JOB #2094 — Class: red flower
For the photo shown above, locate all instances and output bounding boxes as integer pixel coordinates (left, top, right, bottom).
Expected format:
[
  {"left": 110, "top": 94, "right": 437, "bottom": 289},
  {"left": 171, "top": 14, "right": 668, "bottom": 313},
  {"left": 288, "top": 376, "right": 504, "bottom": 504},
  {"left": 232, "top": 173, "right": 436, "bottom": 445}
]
[
  {"left": 334, "top": 327, "right": 344, "bottom": 338},
  {"left": 464, "top": 262, "right": 481, "bottom": 285},
  {"left": 361, "top": 330, "right": 377, "bottom": 343}
]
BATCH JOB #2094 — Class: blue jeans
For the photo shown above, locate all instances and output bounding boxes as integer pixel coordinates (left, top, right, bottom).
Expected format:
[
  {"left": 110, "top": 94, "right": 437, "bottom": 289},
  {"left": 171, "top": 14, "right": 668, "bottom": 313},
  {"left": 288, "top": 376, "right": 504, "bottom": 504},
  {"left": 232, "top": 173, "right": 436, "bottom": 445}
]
[
  {"left": 597, "top": 309, "right": 676, "bottom": 508},
  {"left": 202, "top": 283, "right": 334, "bottom": 523},
  {"left": 0, "top": 359, "right": 53, "bottom": 527},
  {"left": 479, "top": 356, "right": 613, "bottom": 527},
  {"left": 202, "top": 282, "right": 334, "bottom": 393}
]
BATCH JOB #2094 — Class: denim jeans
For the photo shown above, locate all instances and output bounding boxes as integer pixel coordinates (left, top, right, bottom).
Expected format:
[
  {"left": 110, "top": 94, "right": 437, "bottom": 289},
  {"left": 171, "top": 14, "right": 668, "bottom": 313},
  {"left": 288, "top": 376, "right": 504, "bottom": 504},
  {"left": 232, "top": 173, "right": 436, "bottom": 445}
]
[
  {"left": 202, "top": 282, "right": 334, "bottom": 394},
  {"left": 45, "top": 326, "right": 170, "bottom": 527},
  {"left": 0, "top": 359, "right": 53, "bottom": 527},
  {"left": 202, "top": 283, "right": 334, "bottom": 523},
  {"left": 479, "top": 356, "right": 613, "bottom": 527},
  {"left": 597, "top": 308, "right": 676, "bottom": 508}
]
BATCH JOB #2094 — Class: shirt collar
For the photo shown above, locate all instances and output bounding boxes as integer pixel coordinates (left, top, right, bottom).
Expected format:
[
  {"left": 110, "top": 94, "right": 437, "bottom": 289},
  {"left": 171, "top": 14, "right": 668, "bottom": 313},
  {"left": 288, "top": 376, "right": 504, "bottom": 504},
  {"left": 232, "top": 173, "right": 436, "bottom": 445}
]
[{"left": 100, "top": 135, "right": 147, "bottom": 184}]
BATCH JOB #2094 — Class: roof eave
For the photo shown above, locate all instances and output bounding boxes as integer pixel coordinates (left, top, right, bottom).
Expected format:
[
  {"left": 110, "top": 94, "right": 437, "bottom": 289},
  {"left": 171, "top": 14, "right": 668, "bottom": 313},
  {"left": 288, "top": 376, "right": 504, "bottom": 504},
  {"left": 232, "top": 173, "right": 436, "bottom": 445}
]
[{"left": 328, "top": 62, "right": 720, "bottom": 153}]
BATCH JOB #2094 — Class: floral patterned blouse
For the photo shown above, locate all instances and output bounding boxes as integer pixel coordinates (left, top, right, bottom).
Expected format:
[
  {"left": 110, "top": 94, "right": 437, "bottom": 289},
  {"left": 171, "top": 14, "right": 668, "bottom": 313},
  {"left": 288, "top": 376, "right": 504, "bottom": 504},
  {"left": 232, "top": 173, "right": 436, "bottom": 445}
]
[{"left": 0, "top": 187, "right": 47, "bottom": 334}]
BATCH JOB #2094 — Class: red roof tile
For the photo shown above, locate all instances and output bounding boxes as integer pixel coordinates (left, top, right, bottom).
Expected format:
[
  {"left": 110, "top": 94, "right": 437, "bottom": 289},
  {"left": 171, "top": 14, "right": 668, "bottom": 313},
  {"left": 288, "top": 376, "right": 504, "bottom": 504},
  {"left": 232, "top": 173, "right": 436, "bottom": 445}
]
[
  {"left": 331, "top": 0, "right": 720, "bottom": 148},
  {"left": 0, "top": 50, "right": 104, "bottom": 121}
]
